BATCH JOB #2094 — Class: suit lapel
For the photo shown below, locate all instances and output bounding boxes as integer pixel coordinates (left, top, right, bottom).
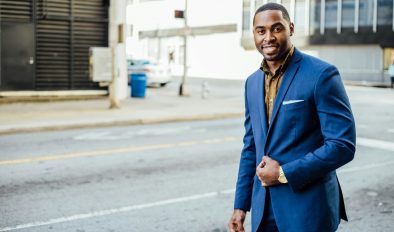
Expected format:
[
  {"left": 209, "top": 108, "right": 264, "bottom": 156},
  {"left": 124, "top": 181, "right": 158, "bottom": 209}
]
[
  {"left": 256, "top": 69, "right": 268, "bottom": 135},
  {"left": 267, "top": 49, "right": 302, "bottom": 134}
]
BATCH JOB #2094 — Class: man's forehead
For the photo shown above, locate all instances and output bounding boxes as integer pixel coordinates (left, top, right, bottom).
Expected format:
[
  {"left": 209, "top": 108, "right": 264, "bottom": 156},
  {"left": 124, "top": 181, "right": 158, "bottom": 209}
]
[
  {"left": 255, "top": 10, "right": 285, "bottom": 21},
  {"left": 254, "top": 10, "right": 286, "bottom": 26}
]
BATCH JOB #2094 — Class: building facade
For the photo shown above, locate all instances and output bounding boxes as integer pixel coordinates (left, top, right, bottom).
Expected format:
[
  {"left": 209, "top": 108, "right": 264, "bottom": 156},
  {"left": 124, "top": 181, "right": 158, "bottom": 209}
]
[
  {"left": 0, "top": 0, "right": 109, "bottom": 91},
  {"left": 1, "top": 0, "right": 393, "bottom": 90},
  {"left": 130, "top": 0, "right": 394, "bottom": 84},
  {"left": 242, "top": 0, "right": 394, "bottom": 84}
]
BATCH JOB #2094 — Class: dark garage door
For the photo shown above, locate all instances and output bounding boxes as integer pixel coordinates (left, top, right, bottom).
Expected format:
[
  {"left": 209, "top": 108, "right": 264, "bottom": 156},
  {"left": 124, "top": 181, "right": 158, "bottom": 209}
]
[
  {"left": 1, "top": 23, "right": 35, "bottom": 90},
  {"left": 0, "top": 0, "right": 108, "bottom": 90}
]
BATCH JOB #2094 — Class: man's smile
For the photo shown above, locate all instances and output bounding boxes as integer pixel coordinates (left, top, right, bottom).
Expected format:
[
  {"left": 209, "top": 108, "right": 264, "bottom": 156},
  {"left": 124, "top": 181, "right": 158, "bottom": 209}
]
[{"left": 262, "top": 44, "right": 279, "bottom": 54}]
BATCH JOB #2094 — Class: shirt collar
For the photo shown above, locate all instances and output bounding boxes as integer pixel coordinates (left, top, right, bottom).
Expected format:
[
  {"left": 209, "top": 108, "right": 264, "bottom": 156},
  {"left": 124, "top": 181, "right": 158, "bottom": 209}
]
[{"left": 260, "top": 45, "right": 295, "bottom": 77}]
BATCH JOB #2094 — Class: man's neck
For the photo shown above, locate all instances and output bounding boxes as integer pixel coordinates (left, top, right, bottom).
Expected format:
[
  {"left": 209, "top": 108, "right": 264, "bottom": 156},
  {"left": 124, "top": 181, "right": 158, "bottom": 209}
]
[
  {"left": 265, "top": 60, "right": 282, "bottom": 75},
  {"left": 265, "top": 46, "right": 293, "bottom": 75}
]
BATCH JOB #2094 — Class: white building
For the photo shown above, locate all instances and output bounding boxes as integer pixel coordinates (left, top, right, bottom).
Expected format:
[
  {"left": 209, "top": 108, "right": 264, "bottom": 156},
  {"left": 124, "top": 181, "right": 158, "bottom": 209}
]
[{"left": 127, "top": 0, "right": 394, "bottom": 84}]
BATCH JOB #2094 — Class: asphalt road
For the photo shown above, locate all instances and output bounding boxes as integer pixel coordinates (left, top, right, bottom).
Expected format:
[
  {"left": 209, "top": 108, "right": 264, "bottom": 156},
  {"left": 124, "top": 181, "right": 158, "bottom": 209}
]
[
  {"left": 0, "top": 119, "right": 244, "bottom": 232},
  {"left": 0, "top": 86, "right": 393, "bottom": 232}
]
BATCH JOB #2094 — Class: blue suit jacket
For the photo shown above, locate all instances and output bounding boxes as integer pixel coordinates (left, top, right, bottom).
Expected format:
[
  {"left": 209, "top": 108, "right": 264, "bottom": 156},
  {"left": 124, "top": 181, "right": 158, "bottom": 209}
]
[{"left": 234, "top": 48, "right": 356, "bottom": 232}]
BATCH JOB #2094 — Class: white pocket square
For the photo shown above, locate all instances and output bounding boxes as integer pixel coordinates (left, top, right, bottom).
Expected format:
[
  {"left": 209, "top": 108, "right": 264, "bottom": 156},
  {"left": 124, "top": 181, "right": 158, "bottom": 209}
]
[{"left": 282, "top": 100, "right": 304, "bottom": 105}]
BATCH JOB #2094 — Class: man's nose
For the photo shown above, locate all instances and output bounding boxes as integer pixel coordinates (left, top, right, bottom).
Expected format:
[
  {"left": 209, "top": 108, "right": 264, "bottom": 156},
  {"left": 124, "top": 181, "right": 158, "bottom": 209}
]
[{"left": 264, "top": 31, "right": 275, "bottom": 42}]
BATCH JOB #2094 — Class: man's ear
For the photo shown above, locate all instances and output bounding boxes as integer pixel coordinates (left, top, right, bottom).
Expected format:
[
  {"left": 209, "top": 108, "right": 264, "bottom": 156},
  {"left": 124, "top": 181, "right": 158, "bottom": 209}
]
[{"left": 289, "top": 22, "right": 295, "bottom": 36}]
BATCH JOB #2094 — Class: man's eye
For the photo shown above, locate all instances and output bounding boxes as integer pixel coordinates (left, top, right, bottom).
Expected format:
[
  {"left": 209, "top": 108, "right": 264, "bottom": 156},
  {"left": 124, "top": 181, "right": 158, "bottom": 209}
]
[
  {"left": 257, "top": 30, "right": 265, "bottom": 35},
  {"left": 273, "top": 26, "right": 282, "bottom": 32}
]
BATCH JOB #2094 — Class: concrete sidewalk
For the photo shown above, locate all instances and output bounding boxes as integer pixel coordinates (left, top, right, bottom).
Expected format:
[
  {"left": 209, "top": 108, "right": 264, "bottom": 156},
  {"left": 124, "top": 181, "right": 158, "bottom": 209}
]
[{"left": 0, "top": 78, "right": 245, "bottom": 135}]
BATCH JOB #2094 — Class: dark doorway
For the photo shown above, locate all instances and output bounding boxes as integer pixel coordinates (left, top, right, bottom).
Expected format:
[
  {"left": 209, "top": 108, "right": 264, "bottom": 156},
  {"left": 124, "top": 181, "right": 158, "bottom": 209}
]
[{"left": 1, "top": 23, "right": 35, "bottom": 90}]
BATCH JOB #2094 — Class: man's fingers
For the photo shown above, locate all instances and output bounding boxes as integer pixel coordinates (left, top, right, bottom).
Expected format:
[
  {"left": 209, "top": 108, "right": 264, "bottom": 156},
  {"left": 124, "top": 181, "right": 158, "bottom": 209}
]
[
  {"left": 228, "top": 219, "right": 238, "bottom": 232},
  {"left": 235, "top": 222, "right": 245, "bottom": 232},
  {"left": 229, "top": 220, "right": 244, "bottom": 232},
  {"left": 256, "top": 167, "right": 265, "bottom": 182},
  {"left": 228, "top": 222, "right": 236, "bottom": 232},
  {"left": 265, "top": 156, "right": 274, "bottom": 164},
  {"left": 229, "top": 210, "right": 246, "bottom": 232}
]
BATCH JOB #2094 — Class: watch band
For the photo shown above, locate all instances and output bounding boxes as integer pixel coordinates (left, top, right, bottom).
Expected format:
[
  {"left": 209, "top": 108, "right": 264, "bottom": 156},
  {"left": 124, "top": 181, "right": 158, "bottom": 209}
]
[{"left": 278, "top": 166, "right": 288, "bottom": 184}]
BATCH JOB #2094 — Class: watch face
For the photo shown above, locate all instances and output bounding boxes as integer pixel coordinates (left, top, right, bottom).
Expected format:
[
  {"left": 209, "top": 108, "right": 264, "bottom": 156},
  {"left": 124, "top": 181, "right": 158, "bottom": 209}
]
[
  {"left": 278, "top": 174, "right": 286, "bottom": 183},
  {"left": 278, "top": 167, "right": 286, "bottom": 183}
]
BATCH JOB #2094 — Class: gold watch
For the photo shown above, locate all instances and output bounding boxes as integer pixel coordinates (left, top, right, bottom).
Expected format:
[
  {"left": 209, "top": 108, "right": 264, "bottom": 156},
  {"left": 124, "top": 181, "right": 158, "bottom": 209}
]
[{"left": 278, "top": 166, "right": 288, "bottom": 184}]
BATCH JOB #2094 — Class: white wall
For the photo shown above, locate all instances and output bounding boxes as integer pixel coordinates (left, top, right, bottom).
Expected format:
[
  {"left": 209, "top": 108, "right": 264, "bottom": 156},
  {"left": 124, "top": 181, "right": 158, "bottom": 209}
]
[
  {"left": 127, "top": 0, "right": 242, "bottom": 29},
  {"left": 127, "top": 0, "right": 387, "bottom": 83},
  {"left": 187, "top": 0, "right": 243, "bottom": 27},
  {"left": 305, "top": 45, "right": 384, "bottom": 82},
  {"left": 187, "top": 33, "right": 261, "bottom": 79},
  {"left": 126, "top": 0, "right": 264, "bottom": 80}
]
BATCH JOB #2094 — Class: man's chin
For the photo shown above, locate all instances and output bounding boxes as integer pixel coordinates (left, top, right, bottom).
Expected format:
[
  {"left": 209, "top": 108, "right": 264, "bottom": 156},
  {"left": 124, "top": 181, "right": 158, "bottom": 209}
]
[{"left": 263, "top": 54, "right": 278, "bottom": 61}]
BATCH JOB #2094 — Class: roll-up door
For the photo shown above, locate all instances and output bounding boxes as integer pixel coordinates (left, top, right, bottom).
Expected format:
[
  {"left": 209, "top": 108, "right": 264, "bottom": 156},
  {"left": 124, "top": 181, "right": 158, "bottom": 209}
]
[
  {"left": 35, "top": 0, "right": 108, "bottom": 90},
  {"left": 1, "top": 0, "right": 108, "bottom": 90}
]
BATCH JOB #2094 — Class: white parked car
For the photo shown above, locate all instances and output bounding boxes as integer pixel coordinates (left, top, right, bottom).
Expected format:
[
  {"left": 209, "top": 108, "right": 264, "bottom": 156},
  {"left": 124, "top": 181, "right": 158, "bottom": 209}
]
[{"left": 128, "top": 59, "right": 172, "bottom": 87}]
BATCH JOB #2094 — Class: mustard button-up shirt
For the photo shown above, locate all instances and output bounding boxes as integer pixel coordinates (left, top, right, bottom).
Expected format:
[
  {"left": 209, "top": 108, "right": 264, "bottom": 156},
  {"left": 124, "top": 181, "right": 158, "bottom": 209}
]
[{"left": 260, "top": 46, "right": 295, "bottom": 124}]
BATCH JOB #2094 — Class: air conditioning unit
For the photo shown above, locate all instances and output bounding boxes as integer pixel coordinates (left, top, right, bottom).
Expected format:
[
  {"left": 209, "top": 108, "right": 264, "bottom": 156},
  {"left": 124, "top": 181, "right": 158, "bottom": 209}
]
[{"left": 89, "top": 47, "right": 112, "bottom": 82}]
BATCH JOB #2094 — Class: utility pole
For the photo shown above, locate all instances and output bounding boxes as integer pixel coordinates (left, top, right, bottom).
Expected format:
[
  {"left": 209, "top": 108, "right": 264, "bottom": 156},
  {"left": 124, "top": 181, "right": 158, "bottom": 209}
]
[
  {"left": 108, "top": 0, "right": 121, "bottom": 109},
  {"left": 178, "top": 0, "right": 189, "bottom": 96}
]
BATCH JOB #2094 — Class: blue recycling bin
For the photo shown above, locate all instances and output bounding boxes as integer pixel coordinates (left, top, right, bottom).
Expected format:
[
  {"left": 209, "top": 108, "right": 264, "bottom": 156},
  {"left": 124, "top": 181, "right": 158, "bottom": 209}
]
[{"left": 130, "top": 73, "right": 147, "bottom": 98}]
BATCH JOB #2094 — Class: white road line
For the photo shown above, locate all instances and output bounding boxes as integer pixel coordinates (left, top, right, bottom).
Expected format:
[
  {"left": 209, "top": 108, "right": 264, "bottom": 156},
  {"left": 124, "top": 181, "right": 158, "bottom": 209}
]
[
  {"left": 73, "top": 126, "right": 194, "bottom": 141},
  {"left": 339, "top": 137, "right": 394, "bottom": 173},
  {"left": 357, "top": 137, "right": 394, "bottom": 152},
  {"left": 339, "top": 161, "right": 394, "bottom": 174},
  {"left": 1, "top": 137, "right": 393, "bottom": 231},
  {"left": 0, "top": 189, "right": 235, "bottom": 232}
]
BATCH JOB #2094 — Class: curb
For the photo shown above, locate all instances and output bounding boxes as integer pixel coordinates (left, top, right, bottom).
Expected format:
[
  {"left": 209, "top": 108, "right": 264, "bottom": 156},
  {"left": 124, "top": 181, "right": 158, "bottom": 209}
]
[
  {"left": 0, "top": 90, "right": 108, "bottom": 104},
  {"left": 344, "top": 81, "right": 391, "bottom": 88},
  {"left": 0, "top": 112, "right": 244, "bottom": 135}
]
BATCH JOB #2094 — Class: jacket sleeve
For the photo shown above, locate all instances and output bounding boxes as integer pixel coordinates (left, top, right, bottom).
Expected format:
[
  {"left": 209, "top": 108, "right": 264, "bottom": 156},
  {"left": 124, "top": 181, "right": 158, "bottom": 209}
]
[
  {"left": 234, "top": 79, "right": 257, "bottom": 210},
  {"left": 281, "top": 65, "right": 356, "bottom": 192}
]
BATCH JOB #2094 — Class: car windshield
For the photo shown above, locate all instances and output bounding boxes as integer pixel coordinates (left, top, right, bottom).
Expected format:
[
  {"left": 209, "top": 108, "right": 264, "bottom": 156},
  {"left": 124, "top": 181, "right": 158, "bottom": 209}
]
[{"left": 129, "top": 59, "right": 150, "bottom": 66}]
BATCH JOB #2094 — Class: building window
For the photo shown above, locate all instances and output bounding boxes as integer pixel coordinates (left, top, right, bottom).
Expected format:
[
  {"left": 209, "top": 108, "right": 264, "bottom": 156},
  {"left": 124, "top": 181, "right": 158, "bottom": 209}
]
[
  {"left": 359, "top": 0, "right": 373, "bottom": 27},
  {"left": 342, "top": 0, "right": 355, "bottom": 28},
  {"left": 295, "top": 0, "right": 306, "bottom": 31},
  {"left": 377, "top": 0, "right": 393, "bottom": 26},
  {"left": 311, "top": 0, "right": 321, "bottom": 33},
  {"left": 325, "top": 0, "right": 337, "bottom": 29},
  {"left": 242, "top": 0, "right": 251, "bottom": 37}
]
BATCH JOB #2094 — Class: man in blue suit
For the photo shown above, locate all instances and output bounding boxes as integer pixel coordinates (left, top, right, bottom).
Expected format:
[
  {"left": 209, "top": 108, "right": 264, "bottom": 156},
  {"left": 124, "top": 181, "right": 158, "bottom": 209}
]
[{"left": 228, "top": 3, "right": 356, "bottom": 232}]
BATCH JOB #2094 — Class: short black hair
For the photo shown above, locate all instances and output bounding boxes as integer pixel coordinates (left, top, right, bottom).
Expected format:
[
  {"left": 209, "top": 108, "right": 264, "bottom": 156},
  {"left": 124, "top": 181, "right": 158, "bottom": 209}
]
[{"left": 254, "top": 2, "right": 291, "bottom": 23}]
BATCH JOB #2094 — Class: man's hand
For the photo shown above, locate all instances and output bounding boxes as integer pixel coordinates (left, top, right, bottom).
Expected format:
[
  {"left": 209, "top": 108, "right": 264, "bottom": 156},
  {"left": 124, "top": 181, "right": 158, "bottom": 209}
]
[
  {"left": 256, "top": 156, "right": 281, "bottom": 187},
  {"left": 228, "top": 209, "right": 246, "bottom": 232}
]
